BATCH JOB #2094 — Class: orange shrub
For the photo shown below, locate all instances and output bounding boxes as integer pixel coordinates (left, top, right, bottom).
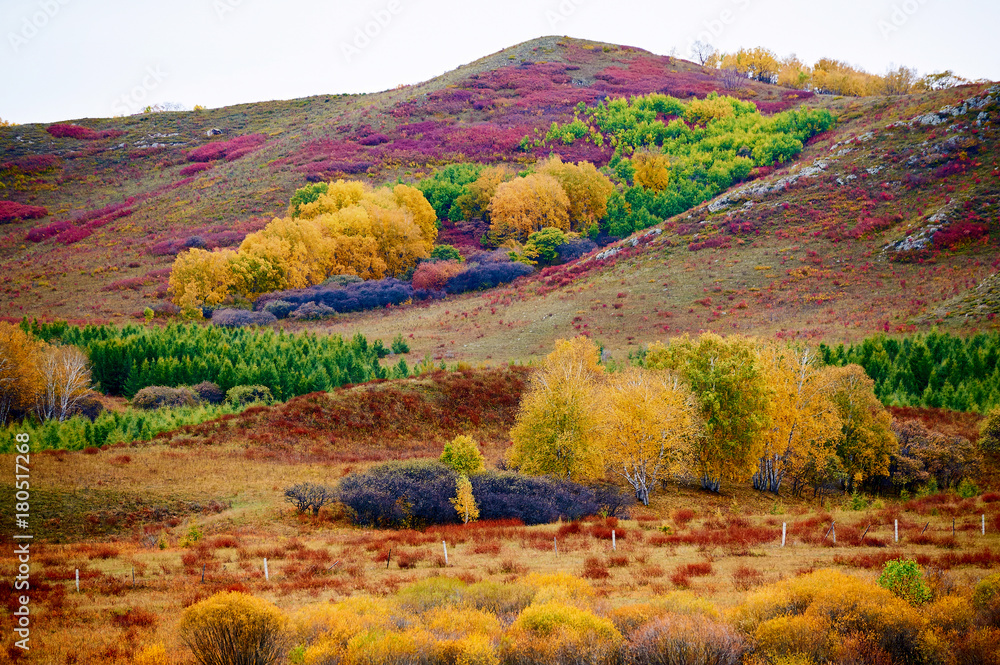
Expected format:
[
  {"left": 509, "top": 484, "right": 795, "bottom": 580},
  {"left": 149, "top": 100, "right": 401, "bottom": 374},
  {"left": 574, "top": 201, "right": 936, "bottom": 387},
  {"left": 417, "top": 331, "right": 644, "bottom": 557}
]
[{"left": 411, "top": 260, "right": 465, "bottom": 291}]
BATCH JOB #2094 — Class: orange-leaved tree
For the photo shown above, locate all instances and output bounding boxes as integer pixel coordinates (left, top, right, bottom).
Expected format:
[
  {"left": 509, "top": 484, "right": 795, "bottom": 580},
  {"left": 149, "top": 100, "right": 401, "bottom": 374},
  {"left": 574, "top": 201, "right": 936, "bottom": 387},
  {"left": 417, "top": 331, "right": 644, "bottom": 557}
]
[
  {"left": 755, "top": 344, "right": 841, "bottom": 494},
  {"left": 0, "top": 323, "right": 42, "bottom": 426},
  {"left": 828, "top": 364, "right": 897, "bottom": 493},
  {"left": 489, "top": 173, "right": 570, "bottom": 243},
  {"left": 597, "top": 367, "right": 701, "bottom": 505},
  {"left": 537, "top": 156, "right": 614, "bottom": 232}
]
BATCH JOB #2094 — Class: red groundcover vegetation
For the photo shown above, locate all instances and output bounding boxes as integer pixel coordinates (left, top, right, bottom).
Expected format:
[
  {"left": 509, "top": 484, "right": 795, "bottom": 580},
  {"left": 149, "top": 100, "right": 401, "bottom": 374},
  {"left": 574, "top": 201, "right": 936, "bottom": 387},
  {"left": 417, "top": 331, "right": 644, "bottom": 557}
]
[
  {"left": 0, "top": 200, "right": 48, "bottom": 223},
  {"left": 46, "top": 123, "right": 123, "bottom": 140}
]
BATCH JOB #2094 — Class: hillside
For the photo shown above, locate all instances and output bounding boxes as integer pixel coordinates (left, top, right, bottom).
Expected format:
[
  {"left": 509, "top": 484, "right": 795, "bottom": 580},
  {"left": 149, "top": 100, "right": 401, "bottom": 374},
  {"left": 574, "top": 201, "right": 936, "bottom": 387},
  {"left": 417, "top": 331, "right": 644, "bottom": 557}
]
[{"left": 1, "top": 36, "right": 998, "bottom": 365}]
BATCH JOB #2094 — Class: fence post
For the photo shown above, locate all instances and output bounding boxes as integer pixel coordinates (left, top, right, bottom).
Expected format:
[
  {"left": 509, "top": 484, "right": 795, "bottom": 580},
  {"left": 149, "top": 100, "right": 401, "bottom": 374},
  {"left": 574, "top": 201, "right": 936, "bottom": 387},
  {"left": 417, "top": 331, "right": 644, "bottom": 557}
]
[
  {"left": 75, "top": 569, "right": 79, "bottom": 593},
  {"left": 201, "top": 564, "right": 205, "bottom": 583},
  {"left": 386, "top": 549, "right": 391, "bottom": 570},
  {"left": 984, "top": 514, "right": 987, "bottom": 536},
  {"left": 782, "top": 522, "right": 786, "bottom": 548},
  {"left": 832, "top": 522, "right": 836, "bottom": 545},
  {"left": 952, "top": 519, "right": 955, "bottom": 537},
  {"left": 554, "top": 537, "right": 558, "bottom": 556},
  {"left": 895, "top": 519, "right": 899, "bottom": 543},
  {"left": 443, "top": 541, "right": 448, "bottom": 566},
  {"left": 612, "top": 530, "right": 616, "bottom": 552},
  {"left": 132, "top": 566, "right": 135, "bottom": 588},
  {"left": 264, "top": 558, "right": 269, "bottom": 581}
]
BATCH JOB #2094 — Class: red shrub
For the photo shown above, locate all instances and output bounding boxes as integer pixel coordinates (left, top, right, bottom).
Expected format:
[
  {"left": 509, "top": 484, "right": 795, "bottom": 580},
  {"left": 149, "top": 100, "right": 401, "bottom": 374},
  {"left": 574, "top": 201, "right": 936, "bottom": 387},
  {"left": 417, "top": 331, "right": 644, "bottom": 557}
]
[
  {"left": 670, "top": 571, "right": 691, "bottom": 588},
  {"left": 934, "top": 222, "right": 989, "bottom": 250},
  {"left": 179, "top": 162, "right": 213, "bottom": 177},
  {"left": 732, "top": 565, "right": 765, "bottom": 590},
  {"left": 55, "top": 226, "right": 92, "bottom": 245},
  {"left": 187, "top": 134, "right": 266, "bottom": 162},
  {"left": 46, "top": 123, "right": 122, "bottom": 140},
  {"left": 110, "top": 608, "right": 157, "bottom": 629},
  {"left": 672, "top": 508, "right": 696, "bottom": 526},
  {"left": 411, "top": 260, "right": 464, "bottom": 291},
  {"left": 679, "top": 561, "right": 712, "bottom": 577},
  {"left": 582, "top": 556, "right": 611, "bottom": 579},
  {"left": 0, "top": 200, "right": 48, "bottom": 223}
]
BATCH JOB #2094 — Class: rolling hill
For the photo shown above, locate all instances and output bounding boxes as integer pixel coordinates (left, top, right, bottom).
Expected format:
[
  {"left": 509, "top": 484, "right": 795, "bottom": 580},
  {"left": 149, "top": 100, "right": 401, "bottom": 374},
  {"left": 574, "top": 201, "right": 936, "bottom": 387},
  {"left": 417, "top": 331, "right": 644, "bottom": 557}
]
[{"left": 1, "top": 36, "right": 998, "bottom": 365}]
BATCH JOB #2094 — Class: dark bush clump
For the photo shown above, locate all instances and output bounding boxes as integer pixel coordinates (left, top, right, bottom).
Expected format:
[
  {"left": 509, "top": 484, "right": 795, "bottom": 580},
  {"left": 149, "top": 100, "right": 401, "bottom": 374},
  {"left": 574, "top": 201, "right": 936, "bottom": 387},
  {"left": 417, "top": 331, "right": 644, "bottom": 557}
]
[
  {"left": 68, "top": 392, "right": 105, "bottom": 421},
  {"left": 261, "top": 300, "right": 297, "bottom": 319},
  {"left": 132, "top": 386, "right": 198, "bottom": 410},
  {"left": 211, "top": 309, "right": 277, "bottom": 328},
  {"left": 471, "top": 472, "right": 598, "bottom": 525},
  {"left": 192, "top": 381, "right": 225, "bottom": 405},
  {"left": 289, "top": 302, "right": 336, "bottom": 321},
  {"left": 445, "top": 261, "right": 534, "bottom": 294},
  {"left": 226, "top": 385, "right": 274, "bottom": 406},
  {"left": 339, "top": 461, "right": 458, "bottom": 528},
  {"left": 257, "top": 278, "right": 441, "bottom": 315},
  {"left": 555, "top": 238, "right": 598, "bottom": 264}
]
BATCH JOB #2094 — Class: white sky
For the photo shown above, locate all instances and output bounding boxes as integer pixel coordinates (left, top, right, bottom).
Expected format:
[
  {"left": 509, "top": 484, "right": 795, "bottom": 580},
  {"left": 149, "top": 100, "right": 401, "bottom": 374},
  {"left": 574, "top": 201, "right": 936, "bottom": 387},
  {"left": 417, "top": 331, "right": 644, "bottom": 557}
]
[{"left": 2, "top": 0, "right": 998, "bottom": 124}]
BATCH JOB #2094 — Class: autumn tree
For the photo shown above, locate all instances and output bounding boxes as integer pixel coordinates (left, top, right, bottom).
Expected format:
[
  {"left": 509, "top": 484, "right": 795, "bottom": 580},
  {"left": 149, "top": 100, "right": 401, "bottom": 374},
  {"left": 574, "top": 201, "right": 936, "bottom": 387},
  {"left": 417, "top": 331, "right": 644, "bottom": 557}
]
[
  {"left": 631, "top": 151, "right": 670, "bottom": 191},
  {"left": 754, "top": 345, "right": 841, "bottom": 494},
  {"left": 597, "top": 367, "right": 701, "bottom": 505},
  {"left": 440, "top": 434, "right": 485, "bottom": 475},
  {"left": 169, "top": 248, "right": 238, "bottom": 317},
  {"left": 35, "top": 344, "right": 91, "bottom": 422},
  {"left": 537, "top": 156, "right": 614, "bottom": 232},
  {"left": 455, "top": 165, "right": 513, "bottom": 223},
  {"left": 508, "top": 336, "right": 604, "bottom": 482},
  {"left": 0, "top": 323, "right": 42, "bottom": 426},
  {"left": 489, "top": 173, "right": 570, "bottom": 243},
  {"left": 690, "top": 41, "right": 717, "bottom": 66},
  {"left": 645, "top": 334, "right": 770, "bottom": 492},
  {"left": 828, "top": 364, "right": 896, "bottom": 493},
  {"left": 978, "top": 406, "right": 1000, "bottom": 454},
  {"left": 451, "top": 475, "right": 479, "bottom": 524}
]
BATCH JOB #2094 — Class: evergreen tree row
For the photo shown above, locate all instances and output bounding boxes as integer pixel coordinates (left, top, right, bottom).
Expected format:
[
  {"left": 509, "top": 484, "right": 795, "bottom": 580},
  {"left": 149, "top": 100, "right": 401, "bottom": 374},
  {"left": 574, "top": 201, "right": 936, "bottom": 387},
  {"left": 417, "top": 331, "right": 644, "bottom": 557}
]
[
  {"left": 19, "top": 320, "right": 395, "bottom": 399},
  {"left": 820, "top": 331, "right": 1000, "bottom": 413}
]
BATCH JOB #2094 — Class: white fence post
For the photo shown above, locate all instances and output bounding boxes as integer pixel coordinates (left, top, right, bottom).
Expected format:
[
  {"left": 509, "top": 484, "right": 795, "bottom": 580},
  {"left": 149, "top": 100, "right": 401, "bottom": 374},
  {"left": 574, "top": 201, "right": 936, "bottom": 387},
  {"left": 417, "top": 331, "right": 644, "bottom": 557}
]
[
  {"left": 443, "top": 541, "right": 448, "bottom": 566},
  {"left": 264, "top": 558, "right": 269, "bottom": 581},
  {"left": 781, "top": 522, "right": 786, "bottom": 547}
]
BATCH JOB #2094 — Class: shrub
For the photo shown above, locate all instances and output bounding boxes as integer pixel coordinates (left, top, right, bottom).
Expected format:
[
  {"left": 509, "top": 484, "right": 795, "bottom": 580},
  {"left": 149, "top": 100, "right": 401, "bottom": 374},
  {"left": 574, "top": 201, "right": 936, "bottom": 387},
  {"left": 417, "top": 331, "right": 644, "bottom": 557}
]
[
  {"left": 981, "top": 407, "right": 1000, "bottom": 453},
  {"left": 180, "top": 162, "right": 214, "bottom": 177},
  {"left": 555, "top": 238, "right": 597, "bottom": 264},
  {"left": 211, "top": 309, "right": 278, "bottom": 328},
  {"left": 754, "top": 614, "right": 830, "bottom": 664},
  {"left": 471, "top": 472, "right": 598, "bottom": 525},
  {"left": 288, "top": 302, "right": 337, "bottom": 321},
  {"left": 261, "top": 300, "right": 297, "bottom": 319},
  {"left": 46, "top": 123, "right": 119, "bottom": 140},
  {"left": 132, "top": 386, "right": 198, "bottom": 410},
  {"left": 628, "top": 612, "right": 746, "bottom": 665},
  {"left": 258, "top": 278, "right": 441, "bottom": 315},
  {"left": 973, "top": 572, "right": 1000, "bottom": 627},
  {"left": 461, "top": 581, "right": 535, "bottom": 615},
  {"left": 187, "top": 134, "right": 267, "bottom": 162},
  {"left": 390, "top": 333, "right": 410, "bottom": 354},
  {"left": 226, "top": 385, "right": 274, "bottom": 406},
  {"left": 877, "top": 559, "right": 932, "bottom": 605},
  {"left": 502, "top": 601, "right": 622, "bottom": 665},
  {"left": 339, "top": 460, "right": 459, "bottom": 528},
  {"left": 523, "top": 227, "right": 569, "bottom": 266},
  {"left": 444, "top": 261, "right": 534, "bottom": 294},
  {"left": 25, "top": 220, "right": 73, "bottom": 241},
  {"left": 179, "top": 591, "right": 288, "bottom": 665},
  {"left": 192, "top": 381, "right": 225, "bottom": 405},
  {"left": 284, "top": 483, "right": 338, "bottom": 516},
  {"left": 440, "top": 435, "right": 485, "bottom": 475},
  {"left": 430, "top": 244, "right": 464, "bottom": 262},
  {"left": 411, "top": 260, "right": 465, "bottom": 291},
  {"left": 0, "top": 200, "right": 48, "bottom": 223}
]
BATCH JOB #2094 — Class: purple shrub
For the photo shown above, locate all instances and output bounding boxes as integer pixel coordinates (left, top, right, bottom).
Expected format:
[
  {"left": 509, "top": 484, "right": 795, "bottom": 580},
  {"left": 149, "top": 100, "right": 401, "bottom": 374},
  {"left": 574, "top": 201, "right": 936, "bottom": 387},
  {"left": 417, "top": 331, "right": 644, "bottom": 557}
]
[
  {"left": 445, "top": 261, "right": 534, "bottom": 294},
  {"left": 258, "top": 278, "right": 441, "bottom": 314},
  {"left": 289, "top": 302, "right": 337, "bottom": 320},
  {"left": 211, "top": 309, "right": 278, "bottom": 328},
  {"left": 555, "top": 238, "right": 598, "bottom": 263},
  {"left": 55, "top": 227, "right": 92, "bottom": 245}
]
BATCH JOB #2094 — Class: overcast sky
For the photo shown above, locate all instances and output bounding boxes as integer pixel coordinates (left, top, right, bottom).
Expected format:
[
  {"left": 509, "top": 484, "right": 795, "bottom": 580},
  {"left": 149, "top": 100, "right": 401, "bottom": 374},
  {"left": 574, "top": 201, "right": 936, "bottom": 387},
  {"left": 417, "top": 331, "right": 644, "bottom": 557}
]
[{"left": 2, "top": 0, "right": 998, "bottom": 124}]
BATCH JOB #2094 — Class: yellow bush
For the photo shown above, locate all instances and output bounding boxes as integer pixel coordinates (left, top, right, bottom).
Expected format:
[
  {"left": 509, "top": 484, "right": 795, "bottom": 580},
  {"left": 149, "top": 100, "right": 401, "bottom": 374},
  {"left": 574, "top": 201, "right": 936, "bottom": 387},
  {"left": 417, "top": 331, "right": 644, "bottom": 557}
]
[
  {"left": 488, "top": 173, "right": 570, "bottom": 242},
  {"left": 397, "top": 576, "right": 466, "bottom": 613},
  {"left": 754, "top": 614, "right": 831, "bottom": 663},
  {"left": 502, "top": 601, "right": 622, "bottom": 665},
  {"left": 454, "top": 633, "right": 500, "bottom": 665},
  {"left": 133, "top": 643, "right": 170, "bottom": 665},
  {"left": 523, "top": 572, "right": 596, "bottom": 607},
  {"left": 425, "top": 606, "right": 500, "bottom": 639},
  {"left": 291, "top": 596, "right": 394, "bottom": 646},
  {"left": 537, "top": 156, "right": 614, "bottom": 230},
  {"left": 343, "top": 627, "right": 441, "bottom": 665},
  {"left": 925, "top": 594, "right": 975, "bottom": 633},
  {"left": 631, "top": 151, "right": 670, "bottom": 192},
  {"left": 628, "top": 612, "right": 746, "bottom": 665},
  {"left": 461, "top": 581, "right": 535, "bottom": 615},
  {"left": 179, "top": 591, "right": 288, "bottom": 665},
  {"left": 974, "top": 572, "right": 1000, "bottom": 626}
]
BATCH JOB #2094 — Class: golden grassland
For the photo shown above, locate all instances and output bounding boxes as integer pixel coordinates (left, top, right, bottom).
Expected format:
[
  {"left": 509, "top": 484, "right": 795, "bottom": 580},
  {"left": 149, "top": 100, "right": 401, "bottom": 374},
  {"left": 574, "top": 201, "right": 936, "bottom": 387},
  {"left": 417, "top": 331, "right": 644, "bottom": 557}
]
[{"left": 3, "top": 433, "right": 1000, "bottom": 665}]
